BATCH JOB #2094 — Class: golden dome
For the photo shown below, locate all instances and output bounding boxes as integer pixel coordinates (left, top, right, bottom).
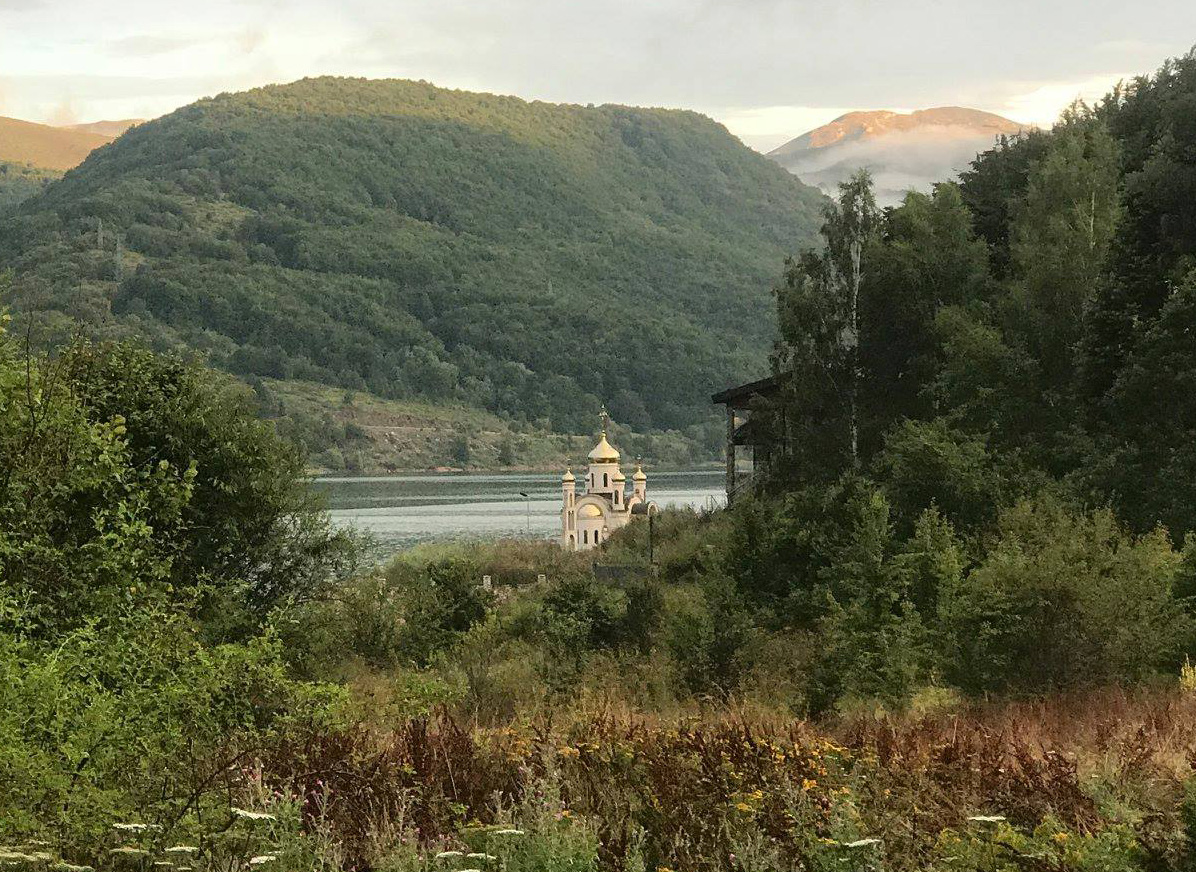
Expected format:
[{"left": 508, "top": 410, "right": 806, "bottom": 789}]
[
  {"left": 613, "top": 469, "right": 626, "bottom": 481},
  {"left": 561, "top": 467, "right": 575, "bottom": 482},
  {"left": 633, "top": 464, "right": 647, "bottom": 481},
  {"left": 588, "top": 433, "right": 620, "bottom": 463},
  {"left": 578, "top": 503, "right": 603, "bottom": 518}
]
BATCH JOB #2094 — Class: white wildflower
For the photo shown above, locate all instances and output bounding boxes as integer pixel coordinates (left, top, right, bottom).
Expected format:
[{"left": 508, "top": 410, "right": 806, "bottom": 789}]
[
  {"left": 844, "top": 839, "right": 881, "bottom": 849},
  {"left": 230, "top": 808, "right": 276, "bottom": 822},
  {"left": 248, "top": 855, "right": 278, "bottom": 865},
  {"left": 113, "top": 824, "right": 162, "bottom": 833},
  {"left": 109, "top": 847, "right": 150, "bottom": 856},
  {"left": 967, "top": 815, "right": 1006, "bottom": 823},
  {"left": 53, "top": 863, "right": 95, "bottom": 872},
  {"left": 490, "top": 829, "right": 524, "bottom": 836},
  {"left": 435, "top": 851, "right": 465, "bottom": 859},
  {"left": 466, "top": 853, "right": 496, "bottom": 861}
]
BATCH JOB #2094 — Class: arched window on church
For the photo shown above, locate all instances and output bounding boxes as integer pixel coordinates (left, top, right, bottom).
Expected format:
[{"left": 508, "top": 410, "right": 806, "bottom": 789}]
[
  {"left": 582, "top": 529, "right": 588, "bottom": 544},
  {"left": 603, "top": 473, "right": 609, "bottom": 488}
]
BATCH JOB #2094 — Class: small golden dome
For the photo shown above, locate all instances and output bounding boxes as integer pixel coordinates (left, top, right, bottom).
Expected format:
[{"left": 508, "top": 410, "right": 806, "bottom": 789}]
[
  {"left": 561, "top": 467, "right": 575, "bottom": 482},
  {"left": 613, "top": 469, "right": 626, "bottom": 481},
  {"left": 588, "top": 433, "right": 620, "bottom": 463},
  {"left": 578, "top": 503, "right": 603, "bottom": 518},
  {"left": 632, "top": 464, "right": 647, "bottom": 481}
]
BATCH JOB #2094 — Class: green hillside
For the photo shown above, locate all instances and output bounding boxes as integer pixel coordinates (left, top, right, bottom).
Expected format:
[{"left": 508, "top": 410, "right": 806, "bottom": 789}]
[{"left": 0, "top": 77, "right": 825, "bottom": 433}]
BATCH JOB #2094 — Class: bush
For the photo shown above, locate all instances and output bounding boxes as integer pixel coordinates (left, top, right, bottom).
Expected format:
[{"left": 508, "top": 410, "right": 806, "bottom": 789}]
[{"left": 937, "top": 495, "right": 1190, "bottom": 693}]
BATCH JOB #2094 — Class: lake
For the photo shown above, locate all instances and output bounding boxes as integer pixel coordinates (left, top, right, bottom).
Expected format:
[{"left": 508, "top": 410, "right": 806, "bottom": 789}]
[{"left": 314, "top": 468, "right": 725, "bottom": 555}]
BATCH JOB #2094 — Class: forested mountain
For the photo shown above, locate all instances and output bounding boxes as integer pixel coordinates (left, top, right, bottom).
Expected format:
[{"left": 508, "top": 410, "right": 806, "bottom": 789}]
[{"left": 0, "top": 77, "right": 826, "bottom": 434}]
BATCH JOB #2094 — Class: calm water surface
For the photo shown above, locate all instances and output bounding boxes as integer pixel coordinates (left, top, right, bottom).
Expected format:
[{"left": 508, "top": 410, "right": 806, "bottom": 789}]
[{"left": 314, "top": 468, "right": 724, "bottom": 555}]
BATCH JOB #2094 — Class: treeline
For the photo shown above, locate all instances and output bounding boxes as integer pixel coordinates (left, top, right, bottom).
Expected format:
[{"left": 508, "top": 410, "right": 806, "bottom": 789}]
[{"left": 0, "top": 77, "right": 824, "bottom": 435}]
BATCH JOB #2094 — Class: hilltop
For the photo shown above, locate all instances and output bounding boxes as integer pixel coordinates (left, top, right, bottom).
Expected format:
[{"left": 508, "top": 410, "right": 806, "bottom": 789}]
[
  {"left": 770, "top": 106, "right": 1024, "bottom": 204},
  {"left": 0, "top": 77, "right": 826, "bottom": 441},
  {"left": 62, "top": 119, "right": 143, "bottom": 138},
  {"left": 0, "top": 115, "right": 113, "bottom": 170}
]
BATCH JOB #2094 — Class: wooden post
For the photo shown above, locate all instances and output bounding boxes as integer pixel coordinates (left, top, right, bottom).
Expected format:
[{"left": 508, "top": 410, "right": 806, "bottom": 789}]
[{"left": 725, "top": 405, "right": 736, "bottom": 504}]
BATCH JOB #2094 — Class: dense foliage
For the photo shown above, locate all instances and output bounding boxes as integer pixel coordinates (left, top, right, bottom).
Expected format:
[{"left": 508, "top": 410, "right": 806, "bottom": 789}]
[
  {"left": 0, "top": 77, "right": 824, "bottom": 434},
  {"left": 0, "top": 161, "right": 60, "bottom": 212}
]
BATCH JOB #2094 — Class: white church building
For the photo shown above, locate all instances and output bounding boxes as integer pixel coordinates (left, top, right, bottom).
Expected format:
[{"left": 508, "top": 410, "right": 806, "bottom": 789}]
[{"left": 560, "top": 414, "right": 654, "bottom": 551}]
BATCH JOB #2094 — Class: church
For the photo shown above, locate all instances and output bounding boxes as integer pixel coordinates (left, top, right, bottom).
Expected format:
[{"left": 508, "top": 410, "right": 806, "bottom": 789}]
[{"left": 560, "top": 412, "right": 654, "bottom": 551}]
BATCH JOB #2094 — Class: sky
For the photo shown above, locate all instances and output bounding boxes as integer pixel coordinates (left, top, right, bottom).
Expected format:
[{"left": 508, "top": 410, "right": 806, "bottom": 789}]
[{"left": 1, "top": 0, "right": 1193, "bottom": 152}]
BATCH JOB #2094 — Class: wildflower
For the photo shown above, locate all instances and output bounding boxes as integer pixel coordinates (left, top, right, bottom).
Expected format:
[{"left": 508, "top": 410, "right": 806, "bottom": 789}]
[
  {"left": 113, "top": 823, "right": 162, "bottom": 833},
  {"left": 801, "top": 778, "right": 817, "bottom": 790},
  {"left": 109, "top": 848, "right": 150, "bottom": 856},
  {"left": 466, "top": 854, "right": 496, "bottom": 861},
  {"left": 458, "top": 868, "right": 484, "bottom": 872},
  {"left": 843, "top": 839, "right": 881, "bottom": 849},
  {"left": 1053, "top": 832, "right": 1070, "bottom": 844},
  {"left": 490, "top": 829, "right": 524, "bottom": 836},
  {"left": 435, "top": 851, "right": 465, "bottom": 859},
  {"left": 967, "top": 815, "right": 1006, "bottom": 824},
  {"left": 248, "top": 855, "right": 279, "bottom": 865},
  {"left": 735, "top": 802, "right": 753, "bottom": 812},
  {"left": 559, "top": 747, "right": 580, "bottom": 759},
  {"left": 231, "top": 808, "right": 276, "bottom": 822},
  {"left": 53, "top": 863, "right": 95, "bottom": 872}
]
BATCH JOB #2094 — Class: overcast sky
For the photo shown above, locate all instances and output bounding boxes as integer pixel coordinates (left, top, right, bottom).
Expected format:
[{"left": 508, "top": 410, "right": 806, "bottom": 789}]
[{"left": 2, "top": 0, "right": 1193, "bottom": 151}]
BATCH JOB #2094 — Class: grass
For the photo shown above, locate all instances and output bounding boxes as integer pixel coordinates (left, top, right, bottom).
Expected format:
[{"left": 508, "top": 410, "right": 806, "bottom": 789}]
[{"left": 7, "top": 687, "right": 1196, "bottom": 870}]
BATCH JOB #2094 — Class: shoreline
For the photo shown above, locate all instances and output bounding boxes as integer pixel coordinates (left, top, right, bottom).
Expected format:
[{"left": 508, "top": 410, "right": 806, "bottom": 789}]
[{"left": 307, "top": 461, "right": 726, "bottom": 478}]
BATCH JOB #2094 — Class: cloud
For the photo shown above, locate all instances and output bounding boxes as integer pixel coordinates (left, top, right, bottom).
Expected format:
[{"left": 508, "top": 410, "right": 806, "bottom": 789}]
[
  {"left": 777, "top": 127, "right": 1020, "bottom": 207},
  {"left": 105, "top": 34, "right": 209, "bottom": 58},
  {"left": 46, "top": 97, "right": 79, "bottom": 126},
  {"left": 999, "top": 73, "right": 1132, "bottom": 126}
]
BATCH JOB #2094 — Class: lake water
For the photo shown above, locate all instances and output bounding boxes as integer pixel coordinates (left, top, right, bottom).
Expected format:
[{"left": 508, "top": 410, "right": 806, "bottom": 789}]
[{"left": 314, "top": 468, "right": 725, "bottom": 555}]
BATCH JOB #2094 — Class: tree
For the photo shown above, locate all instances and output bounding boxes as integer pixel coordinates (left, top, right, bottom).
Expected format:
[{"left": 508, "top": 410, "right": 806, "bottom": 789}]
[
  {"left": 1007, "top": 111, "right": 1120, "bottom": 393},
  {"left": 3, "top": 340, "right": 359, "bottom": 636},
  {"left": 770, "top": 170, "right": 879, "bottom": 483}
]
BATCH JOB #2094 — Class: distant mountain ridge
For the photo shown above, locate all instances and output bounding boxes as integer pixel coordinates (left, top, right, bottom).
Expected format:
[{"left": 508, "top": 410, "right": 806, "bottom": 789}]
[
  {"left": 0, "top": 77, "right": 826, "bottom": 435},
  {"left": 769, "top": 106, "right": 1025, "bottom": 205},
  {"left": 62, "top": 119, "right": 144, "bottom": 138},
  {"left": 0, "top": 116, "right": 113, "bottom": 171}
]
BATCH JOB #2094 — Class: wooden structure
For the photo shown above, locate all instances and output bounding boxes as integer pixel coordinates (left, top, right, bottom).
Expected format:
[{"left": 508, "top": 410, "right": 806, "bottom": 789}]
[{"left": 711, "top": 375, "right": 780, "bottom": 504}]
